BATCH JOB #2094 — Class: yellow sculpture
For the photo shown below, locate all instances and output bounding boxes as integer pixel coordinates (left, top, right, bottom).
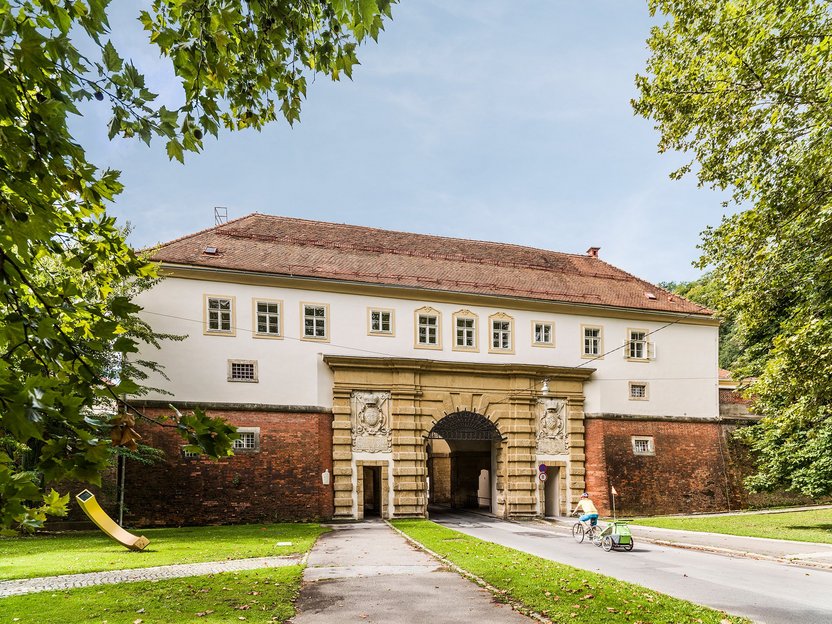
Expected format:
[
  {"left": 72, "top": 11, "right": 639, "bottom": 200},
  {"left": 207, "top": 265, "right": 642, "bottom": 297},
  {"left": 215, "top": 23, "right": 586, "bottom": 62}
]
[{"left": 76, "top": 490, "right": 149, "bottom": 551}]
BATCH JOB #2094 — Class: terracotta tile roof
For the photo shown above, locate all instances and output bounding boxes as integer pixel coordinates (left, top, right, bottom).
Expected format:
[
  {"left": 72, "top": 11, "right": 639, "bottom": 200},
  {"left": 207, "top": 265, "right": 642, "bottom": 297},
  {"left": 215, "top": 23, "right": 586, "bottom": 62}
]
[{"left": 149, "top": 213, "right": 712, "bottom": 317}]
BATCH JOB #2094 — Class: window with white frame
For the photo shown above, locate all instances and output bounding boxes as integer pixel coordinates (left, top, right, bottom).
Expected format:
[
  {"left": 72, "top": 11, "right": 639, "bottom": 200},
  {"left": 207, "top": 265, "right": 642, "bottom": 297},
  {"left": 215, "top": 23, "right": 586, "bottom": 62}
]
[
  {"left": 416, "top": 310, "right": 440, "bottom": 347},
  {"left": 232, "top": 427, "right": 260, "bottom": 452},
  {"left": 255, "top": 300, "right": 281, "bottom": 337},
  {"left": 533, "top": 321, "right": 554, "bottom": 346},
  {"left": 490, "top": 314, "right": 513, "bottom": 351},
  {"left": 632, "top": 436, "right": 655, "bottom": 455},
  {"left": 582, "top": 326, "right": 602, "bottom": 357},
  {"left": 369, "top": 309, "right": 394, "bottom": 335},
  {"left": 181, "top": 445, "right": 201, "bottom": 459},
  {"left": 626, "top": 329, "right": 653, "bottom": 360},
  {"left": 303, "top": 304, "right": 328, "bottom": 339},
  {"left": 629, "top": 382, "right": 648, "bottom": 400},
  {"left": 228, "top": 359, "right": 258, "bottom": 382},
  {"left": 206, "top": 296, "right": 233, "bottom": 333},
  {"left": 454, "top": 312, "right": 477, "bottom": 349}
]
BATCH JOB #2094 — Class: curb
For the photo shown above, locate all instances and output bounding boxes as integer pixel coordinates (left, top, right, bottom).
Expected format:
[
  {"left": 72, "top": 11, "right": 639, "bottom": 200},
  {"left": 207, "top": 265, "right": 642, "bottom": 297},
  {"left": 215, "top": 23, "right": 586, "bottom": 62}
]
[{"left": 386, "top": 520, "right": 553, "bottom": 624}]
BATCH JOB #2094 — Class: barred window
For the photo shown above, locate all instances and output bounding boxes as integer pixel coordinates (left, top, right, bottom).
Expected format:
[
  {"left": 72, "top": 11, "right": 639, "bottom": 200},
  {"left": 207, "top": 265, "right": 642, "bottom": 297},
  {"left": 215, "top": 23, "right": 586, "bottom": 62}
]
[
  {"left": 232, "top": 427, "right": 261, "bottom": 453},
  {"left": 632, "top": 436, "right": 655, "bottom": 456},
  {"left": 629, "top": 382, "right": 648, "bottom": 400},
  {"left": 228, "top": 360, "right": 258, "bottom": 383}
]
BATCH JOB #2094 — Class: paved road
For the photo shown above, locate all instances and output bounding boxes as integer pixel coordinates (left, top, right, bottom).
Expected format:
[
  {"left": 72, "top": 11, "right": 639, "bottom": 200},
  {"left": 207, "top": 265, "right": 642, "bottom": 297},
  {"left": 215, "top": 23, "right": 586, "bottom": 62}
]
[
  {"left": 433, "top": 511, "right": 832, "bottom": 624},
  {"left": 291, "top": 521, "right": 532, "bottom": 624}
]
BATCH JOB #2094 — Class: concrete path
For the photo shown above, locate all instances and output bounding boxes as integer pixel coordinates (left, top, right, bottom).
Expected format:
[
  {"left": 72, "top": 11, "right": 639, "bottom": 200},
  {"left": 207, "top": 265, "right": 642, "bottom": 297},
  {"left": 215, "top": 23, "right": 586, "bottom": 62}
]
[
  {"left": 290, "top": 520, "right": 532, "bottom": 624},
  {"left": 0, "top": 555, "right": 301, "bottom": 598},
  {"left": 433, "top": 511, "right": 832, "bottom": 624}
]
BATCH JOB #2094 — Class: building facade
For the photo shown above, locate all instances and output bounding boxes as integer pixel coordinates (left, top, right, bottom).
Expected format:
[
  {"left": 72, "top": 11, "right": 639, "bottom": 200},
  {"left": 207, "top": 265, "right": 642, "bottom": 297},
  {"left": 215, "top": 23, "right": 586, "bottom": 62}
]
[{"left": 127, "top": 214, "right": 726, "bottom": 525}]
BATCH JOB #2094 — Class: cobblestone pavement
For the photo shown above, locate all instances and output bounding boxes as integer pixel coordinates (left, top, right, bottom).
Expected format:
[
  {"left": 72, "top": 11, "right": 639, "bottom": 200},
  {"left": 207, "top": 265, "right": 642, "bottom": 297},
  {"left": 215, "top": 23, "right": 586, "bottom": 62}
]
[{"left": 0, "top": 555, "right": 302, "bottom": 598}]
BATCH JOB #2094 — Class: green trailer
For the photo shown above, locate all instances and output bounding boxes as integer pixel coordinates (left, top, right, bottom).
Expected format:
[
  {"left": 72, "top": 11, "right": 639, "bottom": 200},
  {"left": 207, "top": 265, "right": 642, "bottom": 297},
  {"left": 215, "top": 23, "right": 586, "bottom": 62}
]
[{"left": 595, "top": 520, "right": 634, "bottom": 552}]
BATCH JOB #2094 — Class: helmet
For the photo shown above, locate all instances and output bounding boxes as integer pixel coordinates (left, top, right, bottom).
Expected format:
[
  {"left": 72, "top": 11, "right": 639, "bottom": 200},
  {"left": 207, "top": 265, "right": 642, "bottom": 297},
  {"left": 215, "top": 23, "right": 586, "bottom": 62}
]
[{"left": 581, "top": 492, "right": 589, "bottom": 498}]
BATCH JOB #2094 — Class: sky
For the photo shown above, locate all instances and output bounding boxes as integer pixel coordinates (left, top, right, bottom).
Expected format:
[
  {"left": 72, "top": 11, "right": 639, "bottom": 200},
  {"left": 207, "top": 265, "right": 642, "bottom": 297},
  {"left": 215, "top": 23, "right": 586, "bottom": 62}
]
[{"left": 75, "top": 1, "right": 734, "bottom": 284}]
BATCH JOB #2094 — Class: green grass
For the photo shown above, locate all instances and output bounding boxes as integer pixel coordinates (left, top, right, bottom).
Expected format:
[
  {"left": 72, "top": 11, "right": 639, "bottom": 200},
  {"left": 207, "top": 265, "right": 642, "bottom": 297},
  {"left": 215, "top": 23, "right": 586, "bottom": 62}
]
[
  {"left": 0, "top": 523, "right": 326, "bottom": 580},
  {"left": 632, "top": 508, "right": 832, "bottom": 544},
  {"left": 392, "top": 519, "right": 750, "bottom": 624},
  {"left": 0, "top": 566, "right": 302, "bottom": 623}
]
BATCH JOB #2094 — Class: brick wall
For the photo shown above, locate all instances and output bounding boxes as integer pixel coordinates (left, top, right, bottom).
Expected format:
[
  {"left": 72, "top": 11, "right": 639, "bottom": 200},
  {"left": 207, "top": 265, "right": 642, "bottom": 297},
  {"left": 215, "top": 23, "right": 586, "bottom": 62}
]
[
  {"left": 584, "top": 418, "right": 733, "bottom": 516},
  {"left": 120, "top": 406, "right": 333, "bottom": 526}
]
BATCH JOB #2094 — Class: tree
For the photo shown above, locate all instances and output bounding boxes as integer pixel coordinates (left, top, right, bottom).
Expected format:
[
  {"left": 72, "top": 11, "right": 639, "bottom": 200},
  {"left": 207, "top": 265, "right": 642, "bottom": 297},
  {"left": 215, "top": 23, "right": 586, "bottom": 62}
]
[
  {"left": 0, "top": 0, "right": 394, "bottom": 532},
  {"left": 635, "top": 0, "right": 832, "bottom": 497}
]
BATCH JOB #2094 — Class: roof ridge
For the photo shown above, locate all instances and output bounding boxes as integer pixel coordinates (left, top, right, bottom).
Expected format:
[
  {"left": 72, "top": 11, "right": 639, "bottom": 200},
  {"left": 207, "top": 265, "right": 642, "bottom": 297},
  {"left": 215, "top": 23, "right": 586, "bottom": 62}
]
[{"left": 236, "top": 213, "right": 599, "bottom": 261}]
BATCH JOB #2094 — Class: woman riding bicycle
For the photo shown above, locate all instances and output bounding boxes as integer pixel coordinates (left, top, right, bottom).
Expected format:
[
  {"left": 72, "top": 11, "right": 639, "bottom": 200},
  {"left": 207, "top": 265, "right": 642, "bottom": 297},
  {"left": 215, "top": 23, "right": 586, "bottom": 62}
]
[{"left": 571, "top": 492, "right": 598, "bottom": 527}]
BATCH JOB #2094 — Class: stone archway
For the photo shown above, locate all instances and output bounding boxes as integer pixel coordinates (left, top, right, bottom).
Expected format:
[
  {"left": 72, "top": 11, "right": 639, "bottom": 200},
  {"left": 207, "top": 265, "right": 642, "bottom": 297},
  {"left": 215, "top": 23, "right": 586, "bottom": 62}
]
[{"left": 426, "top": 411, "right": 502, "bottom": 513}]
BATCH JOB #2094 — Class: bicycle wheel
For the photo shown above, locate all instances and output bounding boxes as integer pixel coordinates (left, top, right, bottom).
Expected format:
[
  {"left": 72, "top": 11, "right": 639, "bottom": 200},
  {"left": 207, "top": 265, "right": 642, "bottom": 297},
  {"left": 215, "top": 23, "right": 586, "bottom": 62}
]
[
  {"left": 572, "top": 522, "right": 585, "bottom": 543},
  {"left": 591, "top": 528, "right": 603, "bottom": 547},
  {"left": 602, "top": 536, "right": 613, "bottom": 552},
  {"left": 624, "top": 538, "right": 634, "bottom": 552}
]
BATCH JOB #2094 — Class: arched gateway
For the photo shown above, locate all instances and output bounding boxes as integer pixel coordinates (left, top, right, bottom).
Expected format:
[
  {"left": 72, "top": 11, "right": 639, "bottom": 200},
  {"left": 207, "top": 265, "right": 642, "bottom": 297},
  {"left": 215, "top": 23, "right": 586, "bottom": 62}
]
[
  {"left": 324, "top": 355, "right": 594, "bottom": 520},
  {"left": 426, "top": 411, "right": 503, "bottom": 513}
]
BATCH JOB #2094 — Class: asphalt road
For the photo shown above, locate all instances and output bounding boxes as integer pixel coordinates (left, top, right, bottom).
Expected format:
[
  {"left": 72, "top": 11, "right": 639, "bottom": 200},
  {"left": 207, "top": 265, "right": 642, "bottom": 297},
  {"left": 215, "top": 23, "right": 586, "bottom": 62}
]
[{"left": 432, "top": 511, "right": 832, "bottom": 624}]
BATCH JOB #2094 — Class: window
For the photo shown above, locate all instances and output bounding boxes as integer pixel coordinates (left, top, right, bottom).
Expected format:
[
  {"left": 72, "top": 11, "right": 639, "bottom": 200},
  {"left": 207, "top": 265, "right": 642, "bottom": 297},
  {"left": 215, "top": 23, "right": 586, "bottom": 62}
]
[
  {"left": 489, "top": 313, "right": 514, "bottom": 352},
  {"left": 254, "top": 300, "right": 282, "bottom": 338},
  {"left": 582, "top": 325, "right": 603, "bottom": 358},
  {"left": 629, "top": 381, "right": 649, "bottom": 400},
  {"left": 181, "top": 446, "right": 201, "bottom": 459},
  {"left": 368, "top": 308, "right": 394, "bottom": 336},
  {"left": 415, "top": 307, "right": 441, "bottom": 349},
  {"left": 532, "top": 321, "right": 555, "bottom": 347},
  {"left": 205, "top": 295, "right": 235, "bottom": 335},
  {"left": 626, "top": 329, "right": 654, "bottom": 361},
  {"left": 302, "top": 303, "right": 329, "bottom": 341},
  {"left": 228, "top": 359, "right": 258, "bottom": 382},
  {"left": 632, "top": 436, "right": 655, "bottom": 456},
  {"left": 452, "top": 310, "right": 478, "bottom": 351},
  {"left": 232, "top": 427, "right": 261, "bottom": 453}
]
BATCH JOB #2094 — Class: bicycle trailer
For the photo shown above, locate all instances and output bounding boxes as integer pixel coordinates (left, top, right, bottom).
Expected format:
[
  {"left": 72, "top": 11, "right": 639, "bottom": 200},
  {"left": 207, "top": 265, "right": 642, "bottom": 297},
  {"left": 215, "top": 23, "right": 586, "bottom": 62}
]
[{"left": 597, "top": 520, "right": 634, "bottom": 552}]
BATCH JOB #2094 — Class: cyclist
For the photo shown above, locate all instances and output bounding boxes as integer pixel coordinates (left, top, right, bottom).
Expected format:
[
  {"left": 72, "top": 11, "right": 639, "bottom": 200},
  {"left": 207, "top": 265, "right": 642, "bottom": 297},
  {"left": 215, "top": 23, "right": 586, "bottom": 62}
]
[{"left": 571, "top": 492, "right": 599, "bottom": 528}]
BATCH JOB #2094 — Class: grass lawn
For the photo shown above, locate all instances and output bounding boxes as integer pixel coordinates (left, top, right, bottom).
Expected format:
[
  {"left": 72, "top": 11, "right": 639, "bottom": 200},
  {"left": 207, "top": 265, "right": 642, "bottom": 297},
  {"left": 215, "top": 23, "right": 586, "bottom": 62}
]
[
  {"left": 632, "top": 508, "right": 832, "bottom": 544},
  {"left": 0, "top": 566, "right": 302, "bottom": 623},
  {"left": 392, "top": 519, "right": 750, "bottom": 624},
  {"left": 0, "top": 523, "right": 326, "bottom": 581}
]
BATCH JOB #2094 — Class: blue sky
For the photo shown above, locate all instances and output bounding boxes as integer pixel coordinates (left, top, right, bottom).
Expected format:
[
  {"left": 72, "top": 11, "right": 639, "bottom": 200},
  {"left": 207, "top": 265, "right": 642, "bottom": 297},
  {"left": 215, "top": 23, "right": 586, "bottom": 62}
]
[{"left": 76, "top": 1, "right": 732, "bottom": 283}]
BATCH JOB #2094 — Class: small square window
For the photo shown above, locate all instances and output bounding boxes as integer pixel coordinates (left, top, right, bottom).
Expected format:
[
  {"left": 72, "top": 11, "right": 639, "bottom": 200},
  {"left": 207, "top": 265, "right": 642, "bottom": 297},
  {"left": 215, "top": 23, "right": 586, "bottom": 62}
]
[
  {"left": 533, "top": 321, "right": 554, "bottom": 346},
  {"left": 228, "top": 360, "right": 258, "bottom": 382},
  {"left": 632, "top": 436, "right": 655, "bottom": 456},
  {"left": 232, "top": 427, "right": 260, "bottom": 453},
  {"left": 629, "top": 382, "right": 648, "bottom": 400},
  {"left": 181, "top": 446, "right": 201, "bottom": 459},
  {"left": 369, "top": 309, "right": 394, "bottom": 335}
]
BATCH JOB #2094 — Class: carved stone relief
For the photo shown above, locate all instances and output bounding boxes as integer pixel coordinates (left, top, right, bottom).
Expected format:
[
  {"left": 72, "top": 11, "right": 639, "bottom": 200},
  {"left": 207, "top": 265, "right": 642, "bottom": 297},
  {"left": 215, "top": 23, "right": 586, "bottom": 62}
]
[
  {"left": 351, "top": 391, "right": 392, "bottom": 453},
  {"left": 537, "top": 398, "right": 569, "bottom": 455}
]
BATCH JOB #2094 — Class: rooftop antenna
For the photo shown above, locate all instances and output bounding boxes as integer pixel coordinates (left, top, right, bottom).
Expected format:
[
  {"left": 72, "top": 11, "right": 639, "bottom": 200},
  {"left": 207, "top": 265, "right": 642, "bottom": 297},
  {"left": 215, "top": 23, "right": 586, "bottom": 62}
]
[{"left": 214, "top": 206, "right": 228, "bottom": 226}]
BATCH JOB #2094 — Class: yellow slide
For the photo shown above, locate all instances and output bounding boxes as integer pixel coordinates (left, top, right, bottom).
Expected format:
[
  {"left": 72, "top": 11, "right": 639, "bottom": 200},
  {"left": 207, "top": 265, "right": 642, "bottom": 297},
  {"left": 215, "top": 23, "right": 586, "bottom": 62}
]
[{"left": 76, "top": 490, "right": 150, "bottom": 551}]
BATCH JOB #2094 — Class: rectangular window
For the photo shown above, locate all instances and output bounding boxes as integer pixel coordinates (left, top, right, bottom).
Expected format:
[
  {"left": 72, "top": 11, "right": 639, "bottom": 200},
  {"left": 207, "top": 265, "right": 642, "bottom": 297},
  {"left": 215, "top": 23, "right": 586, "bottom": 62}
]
[
  {"left": 303, "top": 304, "right": 328, "bottom": 340},
  {"left": 181, "top": 446, "right": 200, "bottom": 459},
  {"left": 255, "top": 300, "right": 281, "bottom": 337},
  {"left": 418, "top": 314, "right": 439, "bottom": 345},
  {"left": 632, "top": 436, "right": 655, "bottom": 455},
  {"left": 456, "top": 317, "right": 476, "bottom": 348},
  {"left": 228, "top": 359, "right": 258, "bottom": 382},
  {"left": 582, "top": 326, "right": 602, "bottom": 357},
  {"left": 232, "top": 427, "right": 261, "bottom": 453},
  {"left": 491, "top": 320, "right": 511, "bottom": 350},
  {"left": 627, "top": 329, "right": 649, "bottom": 360},
  {"left": 206, "top": 296, "right": 233, "bottom": 333},
  {"left": 533, "top": 321, "right": 554, "bottom": 346},
  {"left": 629, "top": 382, "right": 648, "bottom": 400},
  {"left": 369, "top": 308, "right": 394, "bottom": 335}
]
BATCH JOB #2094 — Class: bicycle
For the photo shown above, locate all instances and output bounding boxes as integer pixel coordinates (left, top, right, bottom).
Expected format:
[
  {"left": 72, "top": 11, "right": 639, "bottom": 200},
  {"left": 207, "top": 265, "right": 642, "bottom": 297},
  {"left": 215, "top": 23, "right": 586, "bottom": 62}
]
[{"left": 571, "top": 516, "right": 602, "bottom": 545}]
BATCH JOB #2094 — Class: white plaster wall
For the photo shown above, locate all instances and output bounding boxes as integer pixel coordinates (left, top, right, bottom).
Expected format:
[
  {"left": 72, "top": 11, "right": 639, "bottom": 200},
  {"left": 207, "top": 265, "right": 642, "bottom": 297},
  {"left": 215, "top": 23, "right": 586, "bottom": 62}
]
[{"left": 133, "top": 277, "right": 719, "bottom": 418}]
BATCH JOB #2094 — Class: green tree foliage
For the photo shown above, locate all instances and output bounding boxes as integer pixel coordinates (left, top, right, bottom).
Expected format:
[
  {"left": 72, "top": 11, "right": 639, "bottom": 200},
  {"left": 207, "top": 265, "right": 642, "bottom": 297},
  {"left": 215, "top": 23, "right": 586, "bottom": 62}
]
[
  {"left": 635, "top": 0, "right": 832, "bottom": 497},
  {"left": 0, "top": 0, "right": 394, "bottom": 531}
]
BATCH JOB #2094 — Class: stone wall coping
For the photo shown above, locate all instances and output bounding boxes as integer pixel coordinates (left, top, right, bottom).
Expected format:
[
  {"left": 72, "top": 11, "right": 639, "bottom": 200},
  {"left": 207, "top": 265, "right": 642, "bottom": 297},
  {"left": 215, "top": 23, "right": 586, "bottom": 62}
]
[
  {"left": 137, "top": 401, "right": 332, "bottom": 414},
  {"left": 585, "top": 412, "right": 760, "bottom": 425}
]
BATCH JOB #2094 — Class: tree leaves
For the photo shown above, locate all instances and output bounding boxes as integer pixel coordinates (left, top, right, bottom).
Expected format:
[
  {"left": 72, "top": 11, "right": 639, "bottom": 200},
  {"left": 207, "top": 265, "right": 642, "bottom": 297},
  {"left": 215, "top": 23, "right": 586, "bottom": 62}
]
[{"left": 636, "top": 1, "right": 832, "bottom": 496}]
